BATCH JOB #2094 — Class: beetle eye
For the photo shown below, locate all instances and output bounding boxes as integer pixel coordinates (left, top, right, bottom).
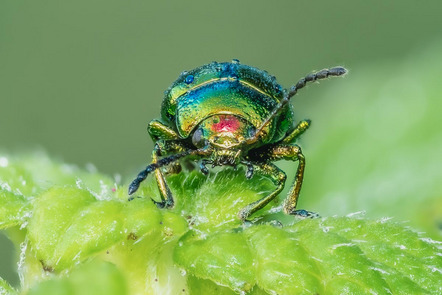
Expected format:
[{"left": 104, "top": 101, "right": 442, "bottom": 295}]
[
  {"left": 247, "top": 126, "right": 256, "bottom": 138},
  {"left": 192, "top": 128, "right": 205, "bottom": 147}
]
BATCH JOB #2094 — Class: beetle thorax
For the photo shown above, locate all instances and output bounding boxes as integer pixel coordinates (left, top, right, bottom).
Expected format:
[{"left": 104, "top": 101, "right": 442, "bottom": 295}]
[{"left": 191, "top": 114, "right": 255, "bottom": 166}]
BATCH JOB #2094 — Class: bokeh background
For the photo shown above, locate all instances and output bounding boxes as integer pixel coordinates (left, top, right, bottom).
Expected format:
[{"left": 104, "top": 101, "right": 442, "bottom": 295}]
[{"left": 1, "top": 0, "right": 441, "bottom": 287}]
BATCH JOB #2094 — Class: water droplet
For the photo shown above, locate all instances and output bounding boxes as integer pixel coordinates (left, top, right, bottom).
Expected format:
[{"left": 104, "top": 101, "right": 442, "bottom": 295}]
[{"left": 185, "top": 75, "right": 194, "bottom": 84}]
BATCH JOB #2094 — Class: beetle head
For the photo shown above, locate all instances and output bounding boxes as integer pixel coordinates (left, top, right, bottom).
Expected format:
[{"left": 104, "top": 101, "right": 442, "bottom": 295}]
[{"left": 191, "top": 114, "right": 255, "bottom": 165}]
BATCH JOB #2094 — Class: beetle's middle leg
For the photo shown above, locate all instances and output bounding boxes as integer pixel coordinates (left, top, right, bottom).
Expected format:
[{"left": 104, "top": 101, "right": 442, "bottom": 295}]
[{"left": 282, "top": 119, "right": 311, "bottom": 144}]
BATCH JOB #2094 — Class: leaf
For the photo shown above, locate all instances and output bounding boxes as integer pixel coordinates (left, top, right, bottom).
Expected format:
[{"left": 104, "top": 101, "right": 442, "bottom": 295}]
[
  {"left": 0, "top": 188, "right": 30, "bottom": 229},
  {"left": 174, "top": 230, "right": 255, "bottom": 293},
  {"left": 174, "top": 217, "right": 442, "bottom": 294},
  {"left": 27, "top": 186, "right": 163, "bottom": 271},
  {"left": 26, "top": 260, "right": 127, "bottom": 295}
]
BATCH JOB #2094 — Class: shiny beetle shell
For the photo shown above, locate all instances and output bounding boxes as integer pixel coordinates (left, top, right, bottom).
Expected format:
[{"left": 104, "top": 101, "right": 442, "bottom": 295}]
[{"left": 161, "top": 61, "right": 294, "bottom": 144}]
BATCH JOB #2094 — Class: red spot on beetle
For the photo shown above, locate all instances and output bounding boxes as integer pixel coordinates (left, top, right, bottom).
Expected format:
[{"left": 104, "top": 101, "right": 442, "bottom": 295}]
[{"left": 212, "top": 115, "right": 240, "bottom": 133}]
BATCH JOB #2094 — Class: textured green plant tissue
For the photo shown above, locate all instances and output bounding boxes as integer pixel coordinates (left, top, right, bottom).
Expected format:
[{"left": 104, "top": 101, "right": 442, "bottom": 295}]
[{"left": 0, "top": 154, "right": 441, "bottom": 295}]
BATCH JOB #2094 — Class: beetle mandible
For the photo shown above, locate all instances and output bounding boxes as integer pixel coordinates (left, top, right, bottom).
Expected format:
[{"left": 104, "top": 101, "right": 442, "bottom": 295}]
[{"left": 129, "top": 60, "right": 347, "bottom": 221}]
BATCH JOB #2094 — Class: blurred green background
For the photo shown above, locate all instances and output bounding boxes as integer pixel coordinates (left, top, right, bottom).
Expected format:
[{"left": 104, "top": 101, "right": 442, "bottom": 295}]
[{"left": 1, "top": 0, "right": 442, "bottom": 288}]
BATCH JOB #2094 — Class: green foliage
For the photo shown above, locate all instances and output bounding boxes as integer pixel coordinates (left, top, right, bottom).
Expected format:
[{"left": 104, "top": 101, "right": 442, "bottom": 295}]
[
  {"left": 175, "top": 219, "right": 441, "bottom": 294},
  {"left": 27, "top": 260, "right": 127, "bottom": 295},
  {"left": 0, "top": 154, "right": 441, "bottom": 294}
]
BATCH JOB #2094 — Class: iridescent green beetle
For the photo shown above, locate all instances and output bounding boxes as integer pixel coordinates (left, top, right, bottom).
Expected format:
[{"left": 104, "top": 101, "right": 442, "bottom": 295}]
[{"left": 129, "top": 60, "right": 346, "bottom": 221}]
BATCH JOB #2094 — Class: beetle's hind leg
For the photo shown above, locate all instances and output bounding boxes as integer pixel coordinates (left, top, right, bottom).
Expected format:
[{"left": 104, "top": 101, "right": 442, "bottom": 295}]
[{"left": 238, "top": 162, "right": 287, "bottom": 221}]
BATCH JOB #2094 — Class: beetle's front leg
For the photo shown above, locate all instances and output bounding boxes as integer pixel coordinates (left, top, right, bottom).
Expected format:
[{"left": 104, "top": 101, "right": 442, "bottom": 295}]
[
  {"left": 151, "top": 140, "right": 186, "bottom": 208},
  {"left": 266, "top": 144, "right": 317, "bottom": 218},
  {"left": 238, "top": 162, "right": 286, "bottom": 221},
  {"left": 282, "top": 119, "right": 311, "bottom": 144},
  {"left": 145, "top": 119, "right": 182, "bottom": 208}
]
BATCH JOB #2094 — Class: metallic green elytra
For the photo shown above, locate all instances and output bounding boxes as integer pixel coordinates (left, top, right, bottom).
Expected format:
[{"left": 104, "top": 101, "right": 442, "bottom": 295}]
[{"left": 129, "top": 60, "right": 347, "bottom": 221}]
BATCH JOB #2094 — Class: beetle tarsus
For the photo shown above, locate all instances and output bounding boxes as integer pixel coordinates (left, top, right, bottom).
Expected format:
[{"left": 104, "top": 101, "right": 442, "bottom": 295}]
[
  {"left": 290, "top": 209, "right": 320, "bottom": 219},
  {"left": 151, "top": 198, "right": 174, "bottom": 209}
]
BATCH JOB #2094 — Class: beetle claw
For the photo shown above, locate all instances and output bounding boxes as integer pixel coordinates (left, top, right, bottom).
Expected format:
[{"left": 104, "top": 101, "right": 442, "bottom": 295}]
[
  {"left": 151, "top": 198, "right": 174, "bottom": 209},
  {"left": 151, "top": 198, "right": 166, "bottom": 209},
  {"left": 290, "top": 209, "right": 320, "bottom": 219}
]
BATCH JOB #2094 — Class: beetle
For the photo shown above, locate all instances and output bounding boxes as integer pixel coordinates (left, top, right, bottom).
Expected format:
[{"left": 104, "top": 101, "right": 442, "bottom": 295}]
[{"left": 129, "top": 60, "right": 346, "bottom": 221}]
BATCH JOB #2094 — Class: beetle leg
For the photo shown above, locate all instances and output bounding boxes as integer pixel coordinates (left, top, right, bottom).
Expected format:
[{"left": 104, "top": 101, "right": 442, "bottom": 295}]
[
  {"left": 130, "top": 140, "right": 186, "bottom": 209},
  {"left": 148, "top": 119, "right": 180, "bottom": 141},
  {"left": 281, "top": 119, "right": 311, "bottom": 144},
  {"left": 151, "top": 143, "right": 174, "bottom": 208},
  {"left": 155, "top": 140, "right": 185, "bottom": 175},
  {"left": 265, "top": 144, "right": 313, "bottom": 217},
  {"left": 238, "top": 162, "right": 286, "bottom": 221}
]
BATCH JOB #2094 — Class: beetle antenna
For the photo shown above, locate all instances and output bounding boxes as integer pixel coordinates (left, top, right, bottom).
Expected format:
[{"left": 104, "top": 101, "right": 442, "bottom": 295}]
[
  {"left": 128, "top": 148, "right": 210, "bottom": 195},
  {"left": 247, "top": 66, "right": 347, "bottom": 144}
]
